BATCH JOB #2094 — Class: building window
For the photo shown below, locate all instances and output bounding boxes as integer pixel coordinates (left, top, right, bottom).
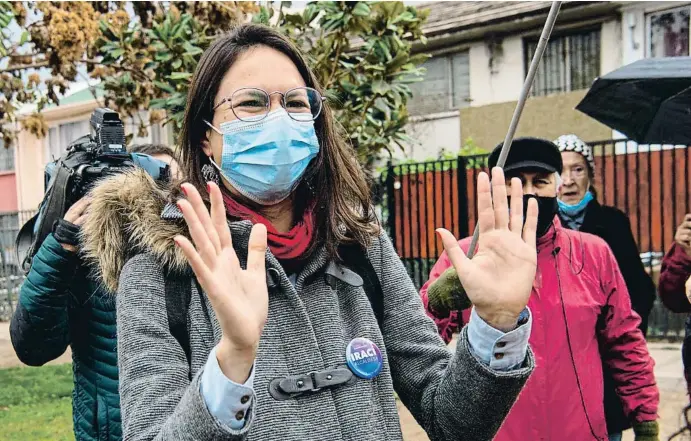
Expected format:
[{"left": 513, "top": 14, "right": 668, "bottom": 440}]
[
  {"left": 648, "top": 6, "right": 690, "bottom": 58},
  {"left": 0, "top": 139, "right": 14, "bottom": 172},
  {"left": 45, "top": 120, "right": 90, "bottom": 163},
  {"left": 525, "top": 27, "right": 601, "bottom": 97},
  {"left": 125, "top": 111, "right": 169, "bottom": 147},
  {"left": 408, "top": 50, "right": 470, "bottom": 116}
]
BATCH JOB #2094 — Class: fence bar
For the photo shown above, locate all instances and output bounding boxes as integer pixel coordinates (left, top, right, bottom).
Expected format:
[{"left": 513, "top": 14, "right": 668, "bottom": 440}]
[
  {"left": 385, "top": 161, "right": 396, "bottom": 250},
  {"left": 648, "top": 149, "right": 653, "bottom": 267},
  {"left": 432, "top": 162, "right": 438, "bottom": 259},
  {"left": 457, "top": 156, "right": 469, "bottom": 239},
  {"left": 636, "top": 144, "right": 642, "bottom": 252},
  {"left": 672, "top": 146, "right": 677, "bottom": 243},
  {"left": 415, "top": 164, "right": 424, "bottom": 285}
]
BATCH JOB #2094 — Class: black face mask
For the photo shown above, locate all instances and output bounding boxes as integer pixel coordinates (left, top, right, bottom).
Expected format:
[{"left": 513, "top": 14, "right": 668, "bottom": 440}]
[{"left": 522, "top": 195, "right": 557, "bottom": 238}]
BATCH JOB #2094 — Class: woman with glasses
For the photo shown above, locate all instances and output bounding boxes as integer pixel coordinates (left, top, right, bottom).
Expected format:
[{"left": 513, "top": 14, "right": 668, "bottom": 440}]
[
  {"left": 80, "top": 24, "right": 540, "bottom": 441},
  {"left": 554, "top": 134, "right": 656, "bottom": 441}
]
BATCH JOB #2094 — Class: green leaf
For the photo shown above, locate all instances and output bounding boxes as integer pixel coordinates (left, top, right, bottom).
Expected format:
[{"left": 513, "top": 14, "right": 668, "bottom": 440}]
[
  {"left": 111, "top": 48, "right": 125, "bottom": 59},
  {"left": 408, "top": 53, "right": 431, "bottom": 66},
  {"left": 150, "top": 98, "right": 168, "bottom": 109},
  {"left": 352, "top": 2, "right": 371, "bottom": 17},
  {"left": 19, "top": 30, "right": 29, "bottom": 45},
  {"left": 172, "top": 59, "right": 182, "bottom": 69},
  {"left": 182, "top": 41, "right": 203, "bottom": 56},
  {"left": 155, "top": 52, "right": 173, "bottom": 62},
  {"left": 169, "top": 72, "right": 193, "bottom": 80},
  {"left": 371, "top": 80, "right": 390, "bottom": 95}
]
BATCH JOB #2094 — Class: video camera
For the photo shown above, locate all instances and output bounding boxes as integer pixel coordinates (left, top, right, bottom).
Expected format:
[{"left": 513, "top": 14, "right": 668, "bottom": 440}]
[
  {"left": 52, "top": 107, "right": 132, "bottom": 204},
  {"left": 16, "top": 107, "right": 170, "bottom": 273}
]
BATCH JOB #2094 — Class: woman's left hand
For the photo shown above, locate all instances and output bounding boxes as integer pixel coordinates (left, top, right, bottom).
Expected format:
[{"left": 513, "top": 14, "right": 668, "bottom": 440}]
[{"left": 437, "top": 167, "right": 538, "bottom": 332}]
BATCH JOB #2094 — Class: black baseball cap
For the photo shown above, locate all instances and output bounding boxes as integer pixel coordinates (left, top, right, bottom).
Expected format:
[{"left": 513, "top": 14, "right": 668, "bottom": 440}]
[{"left": 488, "top": 137, "right": 563, "bottom": 175}]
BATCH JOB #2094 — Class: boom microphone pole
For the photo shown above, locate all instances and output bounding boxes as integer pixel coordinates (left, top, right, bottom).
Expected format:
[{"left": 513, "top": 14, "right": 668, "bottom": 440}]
[{"left": 466, "top": 1, "right": 562, "bottom": 259}]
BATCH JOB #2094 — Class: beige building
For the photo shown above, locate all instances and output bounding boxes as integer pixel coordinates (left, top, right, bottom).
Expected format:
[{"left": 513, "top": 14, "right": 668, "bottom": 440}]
[{"left": 404, "top": 1, "right": 691, "bottom": 160}]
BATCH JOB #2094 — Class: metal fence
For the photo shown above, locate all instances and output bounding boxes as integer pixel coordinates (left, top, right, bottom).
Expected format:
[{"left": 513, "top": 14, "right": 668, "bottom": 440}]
[
  {"left": 0, "top": 210, "right": 36, "bottom": 321},
  {"left": 378, "top": 141, "right": 691, "bottom": 340}
]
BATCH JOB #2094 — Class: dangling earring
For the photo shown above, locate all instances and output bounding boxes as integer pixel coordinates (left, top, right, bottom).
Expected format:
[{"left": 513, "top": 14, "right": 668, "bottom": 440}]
[
  {"left": 305, "top": 178, "right": 316, "bottom": 197},
  {"left": 201, "top": 159, "right": 220, "bottom": 186}
]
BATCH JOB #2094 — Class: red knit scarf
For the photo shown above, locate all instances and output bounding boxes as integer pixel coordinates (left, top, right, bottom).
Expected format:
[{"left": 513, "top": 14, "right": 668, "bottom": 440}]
[{"left": 222, "top": 192, "right": 314, "bottom": 262}]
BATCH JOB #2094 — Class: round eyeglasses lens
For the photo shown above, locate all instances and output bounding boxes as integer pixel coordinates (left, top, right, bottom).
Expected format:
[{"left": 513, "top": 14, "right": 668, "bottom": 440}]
[
  {"left": 231, "top": 88, "right": 270, "bottom": 122},
  {"left": 285, "top": 87, "right": 322, "bottom": 121}
]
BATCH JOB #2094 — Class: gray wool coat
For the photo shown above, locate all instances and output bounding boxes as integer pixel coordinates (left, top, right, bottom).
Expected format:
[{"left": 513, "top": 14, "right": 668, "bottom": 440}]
[{"left": 80, "top": 169, "right": 535, "bottom": 441}]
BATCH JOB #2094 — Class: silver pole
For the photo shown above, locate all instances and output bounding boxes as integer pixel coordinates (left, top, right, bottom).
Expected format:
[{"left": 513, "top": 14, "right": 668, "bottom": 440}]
[{"left": 466, "top": 1, "right": 562, "bottom": 258}]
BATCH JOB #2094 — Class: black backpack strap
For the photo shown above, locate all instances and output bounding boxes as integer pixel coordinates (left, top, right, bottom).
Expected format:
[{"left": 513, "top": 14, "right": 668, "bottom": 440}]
[
  {"left": 32, "top": 166, "right": 71, "bottom": 252},
  {"left": 164, "top": 268, "right": 193, "bottom": 368},
  {"left": 338, "top": 242, "right": 384, "bottom": 329}
]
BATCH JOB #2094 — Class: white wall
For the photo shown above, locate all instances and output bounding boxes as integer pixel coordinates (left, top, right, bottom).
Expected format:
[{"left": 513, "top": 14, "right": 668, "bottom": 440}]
[
  {"left": 601, "top": 18, "right": 624, "bottom": 75},
  {"left": 468, "top": 36, "right": 524, "bottom": 107},
  {"left": 399, "top": 111, "right": 461, "bottom": 161}
]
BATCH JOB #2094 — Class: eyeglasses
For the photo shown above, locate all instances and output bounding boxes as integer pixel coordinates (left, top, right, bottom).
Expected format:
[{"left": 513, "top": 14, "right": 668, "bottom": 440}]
[{"left": 213, "top": 87, "right": 326, "bottom": 123}]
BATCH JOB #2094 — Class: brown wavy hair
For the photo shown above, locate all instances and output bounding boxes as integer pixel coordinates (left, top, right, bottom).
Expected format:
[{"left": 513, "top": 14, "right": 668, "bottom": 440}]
[{"left": 176, "top": 23, "right": 379, "bottom": 259}]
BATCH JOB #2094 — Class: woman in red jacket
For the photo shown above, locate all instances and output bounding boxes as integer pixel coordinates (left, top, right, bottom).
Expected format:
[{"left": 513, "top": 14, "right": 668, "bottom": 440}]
[
  {"left": 658, "top": 214, "right": 691, "bottom": 399},
  {"left": 421, "top": 138, "right": 660, "bottom": 441}
]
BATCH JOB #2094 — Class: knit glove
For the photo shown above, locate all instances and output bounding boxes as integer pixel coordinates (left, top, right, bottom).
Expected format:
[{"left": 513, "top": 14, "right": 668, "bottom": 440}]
[
  {"left": 426, "top": 267, "right": 472, "bottom": 317},
  {"left": 632, "top": 420, "right": 659, "bottom": 441}
]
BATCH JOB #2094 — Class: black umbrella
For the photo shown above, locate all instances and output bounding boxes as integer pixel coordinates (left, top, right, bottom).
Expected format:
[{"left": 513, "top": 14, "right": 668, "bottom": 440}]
[{"left": 576, "top": 57, "right": 691, "bottom": 145}]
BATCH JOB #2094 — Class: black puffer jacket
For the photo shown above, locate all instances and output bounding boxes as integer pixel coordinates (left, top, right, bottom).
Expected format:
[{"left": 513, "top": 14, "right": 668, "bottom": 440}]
[{"left": 559, "top": 199, "right": 656, "bottom": 435}]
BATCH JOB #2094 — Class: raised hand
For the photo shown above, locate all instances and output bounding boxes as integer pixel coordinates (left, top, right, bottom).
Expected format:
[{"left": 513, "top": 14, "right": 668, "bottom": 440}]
[
  {"left": 674, "top": 214, "right": 691, "bottom": 256},
  {"left": 437, "top": 167, "right": 538, "bottom": 332},
  {"left": 174, "top": 182, "right": 268, "bottom": 383}
]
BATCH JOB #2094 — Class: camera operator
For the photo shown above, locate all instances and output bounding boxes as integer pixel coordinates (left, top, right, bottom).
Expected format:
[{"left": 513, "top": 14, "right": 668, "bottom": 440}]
[
  {"left": 10, "top": 134, "right": 170, "bottom": 441},
  {"left": 10, "top": 193, "right": 123, "bottom": 441}
]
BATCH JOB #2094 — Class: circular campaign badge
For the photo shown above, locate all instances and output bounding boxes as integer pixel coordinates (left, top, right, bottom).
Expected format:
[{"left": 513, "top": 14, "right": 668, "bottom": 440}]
[{"left": 345, "top": 337, "right": 383, "bottom": 380}]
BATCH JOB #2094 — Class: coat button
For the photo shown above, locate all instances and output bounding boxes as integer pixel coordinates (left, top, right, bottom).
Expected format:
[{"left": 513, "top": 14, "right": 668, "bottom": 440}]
[
  {"left": 496, "top": 341, "right": 507, "bottom": 348},
  {"left": 240, "top": 395, "right": 250, "bottom": 404},
  {"left": 296, "top": 380, "right": 304, "bottom": 388},
  {"left": 326, "top": 374, "right": 333, "bottom": 381},
  {"left": 235, "top": 410, "right": 245, "bottom": 420},
  {"left": 494, "top": 353, "right": 505, "bottom": 360}
]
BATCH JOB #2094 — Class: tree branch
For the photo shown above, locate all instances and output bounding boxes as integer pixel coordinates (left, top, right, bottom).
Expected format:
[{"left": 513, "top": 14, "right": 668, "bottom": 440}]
[
  {"left": 0, "top": 60, "right": 49, "bottom": 73},
  {"left": 83, "top": 58, "right": 150, "bottom": 82}
]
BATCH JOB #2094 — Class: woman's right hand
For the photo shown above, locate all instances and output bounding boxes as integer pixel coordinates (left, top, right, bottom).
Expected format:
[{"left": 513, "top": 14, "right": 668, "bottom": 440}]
[{"left": 175, "top": 182, "right": 268, "bottom": 384}]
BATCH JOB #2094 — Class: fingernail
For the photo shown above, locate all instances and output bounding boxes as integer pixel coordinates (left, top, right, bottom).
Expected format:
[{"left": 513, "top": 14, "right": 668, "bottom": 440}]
[
  {"left": 176, "top": 201, "right": 183, "bottom": 212},
  {"left": 207, "top": 183, "right": 211, "bottom": 193},
  {"left": 181, "top": 185, "right": 188, "bottom": 196}
]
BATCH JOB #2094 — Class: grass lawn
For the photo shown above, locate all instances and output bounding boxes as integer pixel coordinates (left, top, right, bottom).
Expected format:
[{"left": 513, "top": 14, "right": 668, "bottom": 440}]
[{"left": 0, "top": 363, "right": 75, "bottom": 441}]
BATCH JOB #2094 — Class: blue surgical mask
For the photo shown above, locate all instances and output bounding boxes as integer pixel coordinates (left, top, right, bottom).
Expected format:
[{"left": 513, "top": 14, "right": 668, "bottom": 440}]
[
  {"left": 558, "top": 190, "right": 594, "bottom": 216},
  {"left": 205, "top": 109, "right": 319, "bottom": 205}
]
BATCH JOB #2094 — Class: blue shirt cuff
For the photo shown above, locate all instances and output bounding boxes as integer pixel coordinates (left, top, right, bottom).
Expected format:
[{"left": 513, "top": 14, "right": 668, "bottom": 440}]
[
  {"left": 466, "top": 307, "right": 532, "bottom": 370},
  {"left": 200, "top": 346, "right": 256, "bottom": 430}
]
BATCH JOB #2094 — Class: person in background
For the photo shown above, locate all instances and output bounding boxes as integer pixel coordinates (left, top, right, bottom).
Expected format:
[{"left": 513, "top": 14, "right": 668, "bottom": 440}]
[
  {"left": 10, "top": 147, "right": 171, "bottom": 441},
  {"left": 129, "top": 143, "right": 181, "bottom": 180},
  {"left": 421, "top": 137, "right": 660, "bottom": 441},
  {"left": 81, "top": 24, "right": 540, "bottom": 441},
  {"left": 658, "top": 214, "right": 691, "bottom": 401},
  {"left": 554, "top": 134, "right": 658, "bottom": 440}
]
